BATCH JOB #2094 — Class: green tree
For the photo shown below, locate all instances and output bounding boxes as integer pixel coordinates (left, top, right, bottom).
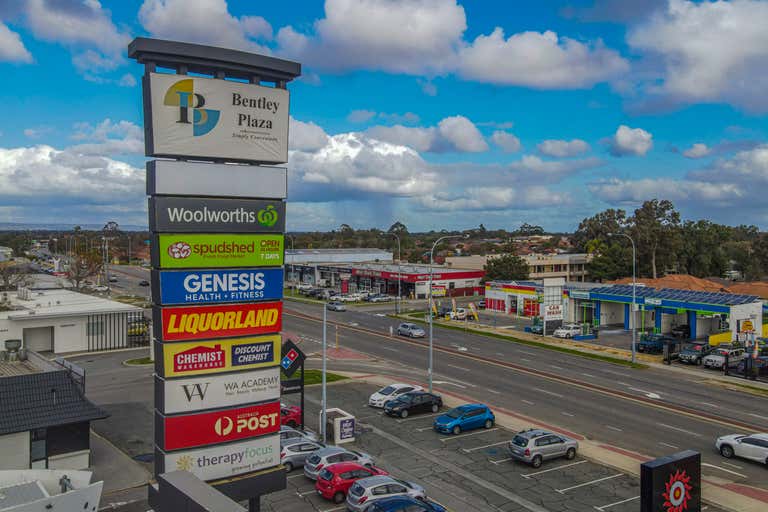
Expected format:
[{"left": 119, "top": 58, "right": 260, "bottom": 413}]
[
  {"left": 483, "top": 254, "right": 530, "bottom": 282},
  {"left": 586, "top": 241, "right": 631, "bottom": 282},
  {"left": 572, "top": 208, "right": 627, "bottom": 252},
  {"left": 514, "top": 223, "right": 544, "bottom": 236},
  {"left": 678, "top": 220, "right": 730, "bottom": 277},
  {"left": 629, "top": 199, "right": 681, "bottom": 279},
  {"left": 387, "top": 221, "right": 409, "bottom": 235}
]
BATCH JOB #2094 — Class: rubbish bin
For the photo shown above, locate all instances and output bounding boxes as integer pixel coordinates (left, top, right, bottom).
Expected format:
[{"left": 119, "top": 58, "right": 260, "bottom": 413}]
[{"left": 323, "top": 408, "right": 356, "bottom": 445}]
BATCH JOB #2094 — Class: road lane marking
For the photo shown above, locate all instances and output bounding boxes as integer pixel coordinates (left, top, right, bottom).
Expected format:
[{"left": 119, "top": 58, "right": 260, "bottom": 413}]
[
  {"left": 602, "top": 370, "right": 630, "bottom": 377},
  {"left": 519, "top": 350, "right": 536, "bottom": 356},
  {"left": 521, "top": 399, "right": 535, "bottom": 405},
  {"left": 701, "top": 463, "right": 747, "bottom": 478},
  {"left": 397, "top": 412, "right": 443, "bottom": 423},
  {"left": 446, "top": 363, "right": 470, "bottom": 372},
  {"left": 606, "top": 425, "right": 623, "bottom": 432},
  {"left": 721, "top": 461, "right": 743, "bottom": 470},
  {"left": 581, "top": 373, "right": 597, "bottom": 378},
  {"left": 549, "top": 364, "right": 564, "bottom": 370},
  {"left": 594, "top": 496, "right": 639, "bottom": 511},
  {"left": 700, "top": 402, "right": 719, "bottom": 408},
  {"left": 657, "top": 423, "right": 702, "bottom": 437},
  {"left": 462, "top": 440, "right": 509, "bottom": 453},
  {"left": 522, "top": 460, "right": 587, "bottom": 478},
  {"left": 562, "top": 412, "right": 575, "bottom": 417},
  {"left": 533, "top": 387, "right": 564, "bottom": 398},
  {"left": 556, "top": 474, "right": 623, "bottom": 493},
  {"left": 432, "top": 379, "right": 467, "bottom": 389},
  {"left": 490, "top": 457, "right": 512, "bottom": 465},
  {"left": 287, "top": 474, "right": 305, "bottom": 479},
  {"left": 440, "top": 428, "right": 499, "bottom": 441},
  {"left": 297, "top": 490, "right": 318, "bottom": 497},
  {"left": 381, "top": 346, "right": 399, "bottom": 352},
  {"left": 520, "top": 358, "right": 531, "bottom": 362},
  {"left": 321, "top": 507, "right": 346, "bottom": 512},
  {"left": 486, "top": 388, "right": 502, "bottom": 395},
  {"left": 749, "top": 413, "right": 768, "bottom": 421},
  {"left": 659, "top": 442, "right": 679, "bottom": 449}
]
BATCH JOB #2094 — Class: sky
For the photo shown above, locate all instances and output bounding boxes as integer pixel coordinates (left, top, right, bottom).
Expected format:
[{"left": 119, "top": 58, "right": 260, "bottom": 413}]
[{"left": 1, "top": 0, "right": 767, "bottom": 232}]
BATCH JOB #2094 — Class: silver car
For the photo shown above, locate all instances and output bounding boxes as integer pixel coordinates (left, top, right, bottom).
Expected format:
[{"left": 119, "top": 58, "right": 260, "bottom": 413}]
[
  {"left": 326, "top": 301, "right": 347, "bottom": 312},
  {"left": 716, "top": 433, "right": 768, "bottom": 465},
  {"left": 397, "top": 323, "right": 426, "bottom": 338},
  {"left": 508, "top": 429, "right": 579, "bottom": 468},
  {"left": 303, "top": 446, "right": 375, "bottom": 480},
  {"left": 281, "top": 438, "right": 325, "bottom": 472},
  {"left": 280, "top": 425, "right": 319, "bottom": 443},
  {"left": 703, "top": 347, "right": 746, "bottom": 369},
  {"left": 346, "top": 475, "right": 426, "bottom": 512}
]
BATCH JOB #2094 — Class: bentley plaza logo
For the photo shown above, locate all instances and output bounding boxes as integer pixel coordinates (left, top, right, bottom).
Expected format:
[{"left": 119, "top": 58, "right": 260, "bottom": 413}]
[{"left": 164, "top": 78, "right": 220, "bottom": 136}]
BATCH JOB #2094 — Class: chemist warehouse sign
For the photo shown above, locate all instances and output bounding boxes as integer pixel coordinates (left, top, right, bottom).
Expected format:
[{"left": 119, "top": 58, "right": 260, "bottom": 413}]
[
  {"left": 154, "top": 268, "right": 283, "bottom": 305},
  {"left": 156, "top": 335, "right": 279, "bottom": 378}
]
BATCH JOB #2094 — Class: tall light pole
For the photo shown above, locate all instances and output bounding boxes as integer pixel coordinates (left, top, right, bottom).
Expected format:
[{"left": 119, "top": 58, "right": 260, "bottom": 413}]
[
  {"left": 287, "top": 235, "right": 295, "bottom": 295},
  {"left": 608, "top": 232, "right": 637, "bottom": 363},
  {"left": 382, "top": 233, "right": 401, "bottom": 314},
  {"left": 428, "top": 234, "right": 468, "bottom": 392}
]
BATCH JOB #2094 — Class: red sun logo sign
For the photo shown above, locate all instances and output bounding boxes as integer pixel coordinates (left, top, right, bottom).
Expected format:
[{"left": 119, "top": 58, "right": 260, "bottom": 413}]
[{"left": 663, "top": 469, "right": 693, "bottom": 512}]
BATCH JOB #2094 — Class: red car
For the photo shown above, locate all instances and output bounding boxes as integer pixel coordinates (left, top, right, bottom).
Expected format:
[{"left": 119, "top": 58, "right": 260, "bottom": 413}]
[
  {"left": 315, "top": 462, "right": 388, "bottom": 503},
  {"left": 281, "top": 404, "right": 302, "bottom": 428}
]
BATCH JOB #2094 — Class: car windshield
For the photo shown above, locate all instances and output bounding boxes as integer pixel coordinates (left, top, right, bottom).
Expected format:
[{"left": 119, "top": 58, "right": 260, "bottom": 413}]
[
  {"left": 379, "top": 386, "right": 396, "bottom": 395},
  {"left": 318, "top": 469, "right": 333, "bottom": 481},
  {"left": 683, "top": 344, "right": 702, "bottom": 351},
  {"left": 307, "top": 455, "right": 321, "bottom": 464},
  {"left": 446, "top": 408, "right": 464, "bottom": 419},
  {"left": 511, "top": 435, "right": 529, "bottom": 447}
]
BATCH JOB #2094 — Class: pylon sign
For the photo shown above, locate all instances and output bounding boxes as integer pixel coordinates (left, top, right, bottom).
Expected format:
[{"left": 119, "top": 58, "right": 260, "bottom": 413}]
[{"left": 129, "top": 36, "right": 300, "bottom": 505}]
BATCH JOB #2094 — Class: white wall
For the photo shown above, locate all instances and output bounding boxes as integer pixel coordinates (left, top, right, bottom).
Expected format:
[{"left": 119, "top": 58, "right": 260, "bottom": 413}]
[
  {"left": 730, "top": 302, "right": 763, "bottom": 340},
  {"left": 600, "top": 302, "right": 624, "bottom": 325},
  {"left": 0, "top": 431, "right": 30, "bottom": 469},
  {"left": 48, "top": 450, "right": 90, "bottom": 470},
  {"left": 0, "top": 316, "right": 88, "bottom": 354}
]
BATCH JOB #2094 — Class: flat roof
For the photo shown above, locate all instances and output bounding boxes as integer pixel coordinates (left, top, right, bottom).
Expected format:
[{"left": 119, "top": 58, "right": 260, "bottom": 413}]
[
  {"left": 287, "top": 248, "right": 391, "bottom": 255},
  {"left": 590, "top": 284, "right": 760, "bottom": 306},
  {"left": 1, "top": 289, "right": 142, "bottom": 321}
]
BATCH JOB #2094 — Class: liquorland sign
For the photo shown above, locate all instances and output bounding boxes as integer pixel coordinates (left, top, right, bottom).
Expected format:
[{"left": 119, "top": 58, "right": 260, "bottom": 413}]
[
  {"left": 155, "top": 366, "right": 281, "bottom": 414},
  {"left": 156, "top": 401, "right": 281, "bottom": 451},
  {"left": 146, "top": 73, "right": 289, "bottom": 163},
  {"left": 153, "top": 233, "right": 284, "bottom": 268},
  {"left": 150, "top": 197, "right": 285, "bottom": 233},
  {"left": 156, "top": 434, "right": 280, "bottom": 482},
  {"left": 155, "top": 302, "right": 282, "bottom": 341},
  {"left": 153, "top": 268, "right": 283, "bottom": 305},
  {"left": 155, "top": 335, "right": 279, "bottom": 378}
]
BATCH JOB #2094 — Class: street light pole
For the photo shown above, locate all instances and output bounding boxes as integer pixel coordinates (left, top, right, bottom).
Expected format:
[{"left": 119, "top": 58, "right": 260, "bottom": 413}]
[
  {"left": 428, "top": 234, "right": 467, "bottom": 393},
  {"left": 287, "top": 235, "right": 295, "bottom": 295},
  {"left": 608, "top": 232, "right": 637, "bottom": 363},
  {"left": 382, "top": 233, "right": 401, "bottom": 314}
]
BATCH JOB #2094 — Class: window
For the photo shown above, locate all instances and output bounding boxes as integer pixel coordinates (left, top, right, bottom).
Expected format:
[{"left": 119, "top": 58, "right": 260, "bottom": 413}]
[
  {"left": 30, "top": 428, "right": 46, "bottom": 467},
  {"left": 741, "top": 438, "right": 760, "bottom": 446},
  {"left": 86, "top": 320, "right": 104, "bottom": 336},
  {"left": 535, "top": 437, "right": 551, "bottom": 447},
  {"left": 327, "top": 454, "right": 343, "bottom": 463},
  {"left": 341, "top": 452, "right": 357, "bottom": 462},
  {"left": 341, "top": 471, "right": 355, "bottom": 480},
  {"left": 388, "top": 484, "right": 407, "bottom": 494},
  {"left": 373, "top": 485, "right": 389, "bottom": 495}
]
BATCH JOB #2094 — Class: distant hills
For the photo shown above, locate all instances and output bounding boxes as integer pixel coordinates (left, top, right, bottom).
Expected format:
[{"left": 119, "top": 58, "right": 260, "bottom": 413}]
[{"left": 0, "top": 222, "right": 148, "bottom": 232}]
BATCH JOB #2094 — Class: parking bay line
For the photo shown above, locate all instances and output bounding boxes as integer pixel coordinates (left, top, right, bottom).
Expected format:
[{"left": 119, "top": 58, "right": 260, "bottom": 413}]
[
  {"left": 440, "top": 428, "right": 499, "bottom": 442},
  {"left": 522, "top": 459, "right": 588, "bottom": 478},
  {"left": 594, "top": 495, "right": 640, "bottom": 511},
  {"left": 556, "top": 474, "right": 623, "bottom": 493},
  {"left": 462, "top": 440, "right": 509, "bottom": 453},
  {"left": 321, "top": 507, "right": 346, "bottom": 512},
  {"left": 490, "top": 457, "right": 512, "bottom": 465},
  {"left": 398, "top": 412, "right": 443, "bottom": 423}
]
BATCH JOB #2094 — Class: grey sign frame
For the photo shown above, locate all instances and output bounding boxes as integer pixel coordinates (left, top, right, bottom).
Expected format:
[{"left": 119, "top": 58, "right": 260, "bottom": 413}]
[{"left": 149, "top": 196, "right": 285, "bottom": 233}]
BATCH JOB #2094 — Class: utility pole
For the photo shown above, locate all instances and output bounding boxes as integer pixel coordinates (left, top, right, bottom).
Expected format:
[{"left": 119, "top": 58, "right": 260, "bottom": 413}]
[
  {"left": 321, "top": 305, "right": 327, "bottom": 443},
  {"left": 608, "top": 232, "right": 637, "bottom": 363},
  {"left": 382, "top": 233, "right": 401, "bottom": 314}
]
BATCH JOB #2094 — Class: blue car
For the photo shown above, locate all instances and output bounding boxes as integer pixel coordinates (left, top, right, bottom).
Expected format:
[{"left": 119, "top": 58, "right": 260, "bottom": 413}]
[
  {"left": 433, "top": 403, "right": 495, "bottom": 435},
  {"left": 366, "top": 495, "right": 447, "bottom": 512}
]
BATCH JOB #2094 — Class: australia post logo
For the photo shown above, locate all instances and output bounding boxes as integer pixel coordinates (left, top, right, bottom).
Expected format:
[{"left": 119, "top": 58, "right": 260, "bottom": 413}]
[{"left": 164, "top": 79, "right": 220, "bottom": 136}]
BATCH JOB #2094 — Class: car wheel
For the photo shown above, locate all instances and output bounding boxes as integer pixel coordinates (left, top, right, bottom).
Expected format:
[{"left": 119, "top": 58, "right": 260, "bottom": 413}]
[
  {"left": 400, "top": 409, "right": 409, "bottom": 419},
  {"left": 333, "top": 491, "right": 345, "bottom": 504},
  {"left": 452, "top": 425, "right": 461, "bottom": 435},
  {"left": 720, "top": 445, "right": 734, "bottom": 458},
  {"left": 565, "top": 334, "right": 572, "bottom": 338},
  {"left": 431, "top": 404, "right": 439, "bottom": 413},
  {"left": 484, "top": 419, "right": 494, "bottom": 429},
  {"left": 284, "top": 462, "right": 293, "bottom": 472},
  {"left": 565, "top": 448, "right": 576, "bottom": 460},
  {"left": 531, "top": 455, "right": 543, "bottom": 468}
]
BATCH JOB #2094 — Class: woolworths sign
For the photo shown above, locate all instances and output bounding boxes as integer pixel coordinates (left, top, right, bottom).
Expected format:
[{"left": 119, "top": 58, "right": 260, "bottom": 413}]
[
  {"left": 149, "top": 197, "right": 285, "bottom": 233},
  {"left": 154, "top": 233, "right": 284, "bottom": 268}
]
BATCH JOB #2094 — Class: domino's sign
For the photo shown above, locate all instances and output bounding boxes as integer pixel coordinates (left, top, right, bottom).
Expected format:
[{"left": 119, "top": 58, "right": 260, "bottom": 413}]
[{"left": 155, "top": 268, "right": 283, "bottom": 305}]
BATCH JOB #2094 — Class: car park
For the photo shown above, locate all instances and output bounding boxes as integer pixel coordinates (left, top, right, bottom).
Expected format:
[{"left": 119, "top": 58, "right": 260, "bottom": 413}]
[
  {"left": 715, "top": 433, "right": 768, "bottom": 465},
  {"left": 346, "top": 476, "right": 427, "bottom": 512},
  {"left": 433, "top": 404, "right": 494, "bottom": 435},
  {"left": 553, "top": 323, "right": 581, "bottom": 338},
  {"left": 396, "top": 323, "right": 425, "bottom": 338},
  {"left": 281, "top": 404, "right": 302, "bottom": 427},
  {"left": 365, "top": 496, "right": 447, "bottom": 512},
  {"left": 369, "top": 383, "right": 423, "bottom": 408},
  {"left": 678, "top": 342, "right": 713, "bottom": 365},
  {"left": 280, "top": 425, "right": 318, "bottom": 443},
  {"left": 735, "top": 356, "right": 768, "bottom": 377},
  {"left": 315, "top": 462, "right": 388, "bottom": 503},
  {"left": 383, "top": 391, "right": 442, "bottom": 418},
  {"left": 703, "top": 347, "right": 746, "bottom": 369},
  {"left": 303, "top": 447, "right": 376, "bottom": 480},
  {"left": 507, "top": 428, "right": 579, "bottom": 468},
  {"left": 637, "top": 333, "right": 676, "bottom": 354},
  {"left": 281, "top": 438, "right": 325, "bottom": 472},
  {"left": 326, "top": 301, "right": 347, "bottom": 312}
]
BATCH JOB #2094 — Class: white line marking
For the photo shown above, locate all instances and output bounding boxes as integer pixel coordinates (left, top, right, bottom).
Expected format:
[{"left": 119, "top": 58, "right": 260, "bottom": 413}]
[
  {"left": 519, "top": 350, "right": 536, "bottom": 356},
  {"left": 522, "top": 460, "right": 587, "bottom": 478},
  {"left": 321, "top": 507, "right": 346, "bottom": 512},
  {"left": 490, "top": 457, "right": 512, "bottom": 465},
  {"left": 701, "top": 463, "right": 747, "bottom": 478},
  {"left": 749, "top": 413, "right": 768, "bottom": 421},
  {"left": 550, "top": 364, "right": 564, "bottom": 370},
  {"left": 700, "top": 402, "right": 719, "bottom": 408},
  {"left": 287, "top": 474, "right": 305, "bottom": 479},
  {"left": 657, "top": 423, "right": 702, "bottom": 437},
  {"left": 520, "top": 358, "right": 531, "bottom": 362},
  {"left": 606, "top": 425, "right": 623, "bottom": 432},
  {"left": 397, "top": 412, "right": 443, "bottom": 423},
  {"left": 486, "top": 388, "right": 501, "bottom": 395},
  {"left": 381, "top": 346, "right": 399, "bottom": 352},
  {"left": 594, "top": 495, "right": 640, "bottom": 511},
  {"left": 721, "top": 461, "right": 743, "bottom": 470},
  {"left": 562, "top": 412, "right": 575, "bottom": 417},
  {"left": 462, "top": 440, "right": 509, "bottom": 453},
  {"left": 533, "top": 387, "right": 564, "bottom": 398},
  {"left": 581, "top": 373, "right": 596, "bottom": 378},
  {"left": 616, "top": 381, "right": 631, "bottom": 387},
  {"left": 659, "top": 442, "right": 679, "bottom": 449},
  {"left": 602, "top": 370, "right": 630, "bottom": 377},
  {"left": 446, "top": 363, "right": 470, "bottom": 372},
  {"left": 557, "top": 474, "right": 623, "bottom": 493},
  {"left": 496, "top": 352, "right": 505, "bottom": 356},
  {"left": 521, "top": 399, "right": 535, "bottom": 406},
  {"left": 297, "top": 490, "right": 318, "bottom": 497},
  {"left": 440, "top": 428, "right": 499, "bottom": 442},
  {"left": 415, "top": 425, "right": 436, "bottom": 432}
]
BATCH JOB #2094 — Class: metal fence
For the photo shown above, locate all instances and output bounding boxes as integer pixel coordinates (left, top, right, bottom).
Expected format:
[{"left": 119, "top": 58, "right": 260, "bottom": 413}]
[{"left": 86, "top": 311, "right": 150, "bottom": 352}]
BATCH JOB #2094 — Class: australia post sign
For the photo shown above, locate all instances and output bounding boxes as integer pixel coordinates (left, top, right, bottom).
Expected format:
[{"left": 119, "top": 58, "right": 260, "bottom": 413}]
[
  {"left": 153, "top": 268, "right": 283, "bottom": 305},
  {"left": 156, "top": 335, "right": 279, "bottom": 378},
  {"left": 154, "top": 302, "right": 282, "bottom": 341},
  {"left": 153, "top": 233, "right": 284, "bottom": 269},
  {"left": 156, "top": 401, "right": 281, "bottom": 451},
  {"left": 149, "top": 196, "right": 286, "bottom": 233},
  {"left": 146, "top": 72, "right": 289, "bottom": 164}
]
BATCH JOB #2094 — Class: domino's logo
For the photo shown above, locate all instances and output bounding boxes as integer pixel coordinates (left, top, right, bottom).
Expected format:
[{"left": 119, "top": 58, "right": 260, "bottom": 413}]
[{"left": 281, "top": 348, "right": 299, "bottom": 370}]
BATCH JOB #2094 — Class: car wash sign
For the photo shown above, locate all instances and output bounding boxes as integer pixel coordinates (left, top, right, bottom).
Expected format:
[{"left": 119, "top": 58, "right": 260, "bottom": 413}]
[
  {"left": 154, "top": 268, "right": 283, "bottom": 305},
  {"left": 150, "top": 197, "right": 285, "bottom": 233}
]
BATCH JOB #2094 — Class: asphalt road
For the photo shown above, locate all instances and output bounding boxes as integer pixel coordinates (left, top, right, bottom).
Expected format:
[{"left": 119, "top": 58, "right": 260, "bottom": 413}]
[
  {"left": 108, "top": 264, "right": 152, "bottom": 298},
  {"left": 283, "top": 300, "right": 768, "bottom": 491}
]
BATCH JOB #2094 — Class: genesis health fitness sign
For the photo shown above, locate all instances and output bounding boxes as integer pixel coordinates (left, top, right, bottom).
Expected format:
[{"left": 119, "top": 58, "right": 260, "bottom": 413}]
[
  {"left": 154, "top": 233, "right": 284, "bottom": 268},
  {"left": 149, "top": 197, "right": 285, "bottom": 233},
  {"left": 154, "top": 268, "right": 283, "bottom": 305},
  {"left": 147, "top": 72, "right": 289, "bottom": 164}
]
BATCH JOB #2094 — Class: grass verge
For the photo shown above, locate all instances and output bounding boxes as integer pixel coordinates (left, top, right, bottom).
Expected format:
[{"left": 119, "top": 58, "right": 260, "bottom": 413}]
[
  {"left": 389, "top": 313, "right": 648, "bottom": 370},
  {"left": 286, "top": 369, "right": 348, "bottom": 386},
  {"left": 124, "top": 356, "right": 153, "bottom": 366}
]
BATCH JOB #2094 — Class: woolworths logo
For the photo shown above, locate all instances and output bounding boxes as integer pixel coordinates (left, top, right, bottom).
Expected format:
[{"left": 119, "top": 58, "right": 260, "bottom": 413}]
[
  {"left": 257, "top": 205, "right": 278, "bottom": 227},
  {"left": 165, "top": 205, "right": 279, "bottom": 226}
]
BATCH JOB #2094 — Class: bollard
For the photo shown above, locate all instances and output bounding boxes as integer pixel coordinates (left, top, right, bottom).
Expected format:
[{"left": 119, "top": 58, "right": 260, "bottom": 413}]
[{"left": 723, "top": 353, "right": 729, "bottom": 376}]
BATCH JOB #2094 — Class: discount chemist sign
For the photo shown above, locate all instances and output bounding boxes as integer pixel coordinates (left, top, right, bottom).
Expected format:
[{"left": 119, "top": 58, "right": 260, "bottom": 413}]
[{"left": 155, "top": 233, "right": 284, "bottom": 268}]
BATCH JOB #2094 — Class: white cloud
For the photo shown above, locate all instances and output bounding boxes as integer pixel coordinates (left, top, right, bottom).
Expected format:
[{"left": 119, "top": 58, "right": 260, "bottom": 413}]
[
  {"left": 589, "top": 177, "right": 741, "bottom": 203},
  {"left": 437, "top": 116, "right": 488, "bottom": 152},
  {"left": 366, "top": 115, "right": 486, "bottom": 153},
  {"left": 289, "top": 117, "right": 329, "bottom": 152},
  {"left": 682, "top": 143, "right": 711, "bottom": 159},
  {"left": 23, "top": 126, "right": 53, "bottom": 139},
  {"left": 689, "top": 144, "right": 768, "bottom": 184},
  {"left": 417, "top": 186, "right": 569, "bottom": 211},
  {"left": 538, "top": 139, "right": 590, "bottom": 157},
  {"left": 491, "top": 131, "right": 522, "bottom": 153},
  {"left": 0, "top": 22, "right": 32, "bottom": 63},
  {"left": 628, "top": 0, "right": 768, "bottom": 112},
  {"left": 608, "top": 125, "right": 653, "bottom": 156},
  {"left": 365, "top": 125, "right": 436, "bottom": 153},
  {"left": 69, "top": 119, "right": 144, "bottom": 156},
  {"left": 139, "top": 0, "right": 271, "bottom": 53},
  {"left": 418, "top": 79, "right": 438, "bottom": 96},
  {"left": 509, "top": 155, "right": 603, "bottom": 182},
  {"left": 458, "top": 28, "right": 628, "bottom": 88},
  {"left": 277, "top": 0, "right": 466, "bottom": 74},
  {"left": 347, "top": 110, "right": 377, "bottom": 123},
  {"left": 118, "top": 73, "right": 137, "bottom": 87},
  {"left": 348, "top": 110, "right": 420, "bottom": 124}
]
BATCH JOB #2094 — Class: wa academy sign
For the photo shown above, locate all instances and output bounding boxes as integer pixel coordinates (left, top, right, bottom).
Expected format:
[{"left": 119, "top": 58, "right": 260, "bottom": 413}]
[
  {"left": 146, "top": 73, "right": 289, "bottom": 163},
  {"left": 150, "top": 197, "right": 285, "bottom": 233}
]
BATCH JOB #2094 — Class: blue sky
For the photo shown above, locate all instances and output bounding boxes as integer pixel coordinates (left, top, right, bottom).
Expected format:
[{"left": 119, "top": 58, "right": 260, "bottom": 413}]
[{"left": 1, "top": 0, "right": 767, "bottom": 232}]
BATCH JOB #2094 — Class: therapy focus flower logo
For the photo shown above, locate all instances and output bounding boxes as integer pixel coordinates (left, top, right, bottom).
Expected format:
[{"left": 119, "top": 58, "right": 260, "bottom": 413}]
[{"left": 663, "top": 469, "right": 692, "bottom": 512}]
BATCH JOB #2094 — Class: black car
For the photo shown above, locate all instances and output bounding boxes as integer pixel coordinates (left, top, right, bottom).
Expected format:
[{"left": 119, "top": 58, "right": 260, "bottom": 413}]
[
  {"left": 671, "top": 324, "right": 691, "bottom": 339},
  {"left": 138, "top": 280, "right": 150, "bottom": 287},
  {"left": 678, "top": 342, "right": 712, "bottom": 365},
  {"left": 384, "top": 391, "right": 442, "bottom": 419}
]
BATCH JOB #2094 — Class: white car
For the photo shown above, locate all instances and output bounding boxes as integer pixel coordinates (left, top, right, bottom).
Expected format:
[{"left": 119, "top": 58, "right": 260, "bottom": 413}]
[
  {"left": 703, "top": 347, "right": 746, "bottom": 369},
  {"left": 716, "top": 433, "right": 768, "bottom": 465},
  {"left": 450, "top": 308, "right": 467, "bottom": 320},
  {"left": 553, "top": 324, "right": 581, "bottom": 338},
  {"left": 368, "top": 383, "right": 423, "bottom": 408}
]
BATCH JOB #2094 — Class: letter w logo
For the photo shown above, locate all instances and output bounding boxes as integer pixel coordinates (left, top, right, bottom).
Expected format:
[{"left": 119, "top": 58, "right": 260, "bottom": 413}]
[{"left": 181, "top": 383, "right": 209, "bottom": 401}]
